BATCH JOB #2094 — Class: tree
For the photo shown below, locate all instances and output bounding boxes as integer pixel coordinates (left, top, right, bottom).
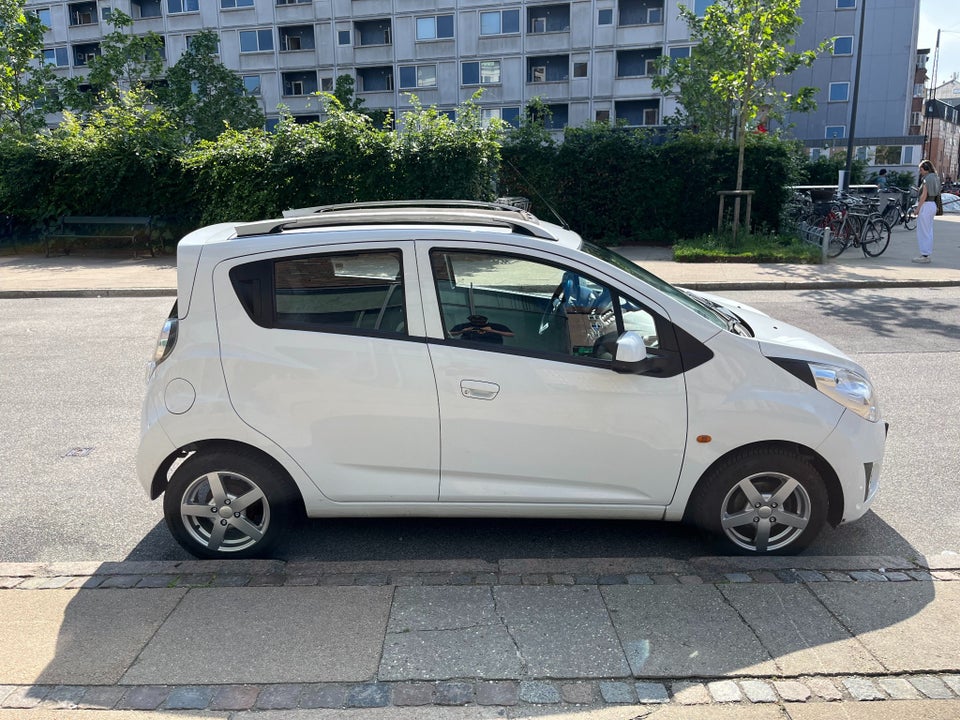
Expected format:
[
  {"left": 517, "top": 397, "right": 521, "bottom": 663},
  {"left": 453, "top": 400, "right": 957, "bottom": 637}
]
[
  {"left": 61, "top": 10, "right": 165, "bottom": 113},
  {"left": 654, "top": 0, "right": 826, "bottom": 235},
  {"left": 0, "top": 0, "right": 57, "bottom": 135},
  {"left": 157, "top": 30, "right": 264, "bottom": 141}
]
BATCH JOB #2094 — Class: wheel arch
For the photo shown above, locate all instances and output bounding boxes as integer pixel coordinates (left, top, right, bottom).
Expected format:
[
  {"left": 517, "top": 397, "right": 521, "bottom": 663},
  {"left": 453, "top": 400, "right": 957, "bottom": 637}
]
[
  {"left": 148, "top": 439, "right": 307, "bottom": 519},
  {"left": 682, "top": 440, "right": 844, "bottom": 528}
]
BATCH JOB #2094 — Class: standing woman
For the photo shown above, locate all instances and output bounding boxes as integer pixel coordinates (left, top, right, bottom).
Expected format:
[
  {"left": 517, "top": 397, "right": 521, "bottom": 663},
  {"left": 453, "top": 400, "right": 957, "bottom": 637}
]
[{"left": 914, "top": 160, "right": 941, "bottom": 263}]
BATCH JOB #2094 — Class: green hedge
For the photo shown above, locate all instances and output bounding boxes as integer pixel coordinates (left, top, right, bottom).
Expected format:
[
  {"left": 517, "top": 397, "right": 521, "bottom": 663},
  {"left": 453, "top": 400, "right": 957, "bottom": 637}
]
[{"left": 0, "top": 102, "right": 808, "bottom": 247}]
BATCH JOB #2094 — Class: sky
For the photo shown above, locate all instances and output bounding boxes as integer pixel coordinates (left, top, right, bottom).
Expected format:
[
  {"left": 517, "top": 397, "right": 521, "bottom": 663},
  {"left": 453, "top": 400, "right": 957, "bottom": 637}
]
[{"left": 918, "top": 0, "right": 960, "bottom": 87}]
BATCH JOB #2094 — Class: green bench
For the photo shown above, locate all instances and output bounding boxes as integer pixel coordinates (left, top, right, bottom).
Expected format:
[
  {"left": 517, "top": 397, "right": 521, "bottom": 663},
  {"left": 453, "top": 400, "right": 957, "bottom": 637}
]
[{"left": 45, "top": 215, "right": 154, "bottom": 258}]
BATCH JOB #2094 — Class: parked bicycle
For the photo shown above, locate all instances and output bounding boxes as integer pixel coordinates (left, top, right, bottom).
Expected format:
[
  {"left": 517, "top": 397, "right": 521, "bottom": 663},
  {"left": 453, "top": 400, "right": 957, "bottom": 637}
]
[
  {"left": 879, "top": 188, "right": 917, "bottom": 231},
  {"left": 818, "top": 193, "right": 891, "bottom": 258}
]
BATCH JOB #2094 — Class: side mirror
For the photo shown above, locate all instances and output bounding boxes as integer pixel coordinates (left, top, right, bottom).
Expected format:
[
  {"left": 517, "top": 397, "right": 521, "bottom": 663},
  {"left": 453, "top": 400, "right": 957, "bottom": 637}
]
[{"left": 611, "top": 331, "right": 649, "bottom": 374}]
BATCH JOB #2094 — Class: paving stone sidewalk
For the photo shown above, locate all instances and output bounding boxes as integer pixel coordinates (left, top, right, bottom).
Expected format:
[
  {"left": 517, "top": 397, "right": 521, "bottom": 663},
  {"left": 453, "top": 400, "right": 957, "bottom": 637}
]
[{"left": 3, "top": 556, "right": 960, "bottom": 714}]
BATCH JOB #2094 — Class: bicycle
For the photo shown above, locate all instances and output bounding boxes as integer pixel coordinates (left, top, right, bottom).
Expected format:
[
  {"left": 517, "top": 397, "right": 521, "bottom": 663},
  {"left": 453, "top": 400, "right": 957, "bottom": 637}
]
[
  {"left": 821, "top": 194, "right": 890, "bottom": 257},
  {"left": 879, "top": 188, "right": 917, "bottom": 231}
]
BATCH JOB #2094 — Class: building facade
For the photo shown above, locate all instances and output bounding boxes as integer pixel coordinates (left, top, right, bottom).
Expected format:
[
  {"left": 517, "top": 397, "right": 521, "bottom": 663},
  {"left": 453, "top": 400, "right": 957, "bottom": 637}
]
[
  {"left": 775, "top": 0, "right": 921, "bottom": 174},
  {"left": 27, "top": 0, "right": 921, "bottom": 164}
]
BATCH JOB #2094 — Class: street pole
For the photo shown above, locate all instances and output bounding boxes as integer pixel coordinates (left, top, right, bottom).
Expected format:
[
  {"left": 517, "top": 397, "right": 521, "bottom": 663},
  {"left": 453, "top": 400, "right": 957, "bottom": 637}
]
[{"left": 842, "top": 0, "right": 867, "bottom": 191}]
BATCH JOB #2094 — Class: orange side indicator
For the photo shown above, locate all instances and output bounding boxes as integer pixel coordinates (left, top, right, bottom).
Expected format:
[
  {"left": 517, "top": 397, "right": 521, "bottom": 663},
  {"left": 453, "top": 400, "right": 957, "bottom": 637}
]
[{"left": 696, "top": 435, "right": 712, "bottom": 444}]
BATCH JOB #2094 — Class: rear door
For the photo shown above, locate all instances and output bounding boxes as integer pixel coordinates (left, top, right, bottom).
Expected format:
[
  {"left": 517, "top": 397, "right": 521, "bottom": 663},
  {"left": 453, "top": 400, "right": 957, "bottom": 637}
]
[{"left": 214, "top": 241, "right": 441, "bottom": 502}]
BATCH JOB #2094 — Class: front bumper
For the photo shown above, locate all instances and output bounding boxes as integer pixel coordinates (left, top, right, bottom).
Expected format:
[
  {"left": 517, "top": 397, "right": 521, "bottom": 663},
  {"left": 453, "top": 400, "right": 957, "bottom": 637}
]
[{"left": 816, "top": 411, "right": 886, "bottom": 524}]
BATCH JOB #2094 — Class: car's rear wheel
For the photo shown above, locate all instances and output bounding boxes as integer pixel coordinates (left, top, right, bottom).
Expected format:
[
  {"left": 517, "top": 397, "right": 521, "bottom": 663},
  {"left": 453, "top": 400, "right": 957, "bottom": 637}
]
[
  {"left": 163, "top": 450, "right": 295, "bottom": 559},
  {"left": 692, "top": 448, "right": 828, "bottom": 555}
]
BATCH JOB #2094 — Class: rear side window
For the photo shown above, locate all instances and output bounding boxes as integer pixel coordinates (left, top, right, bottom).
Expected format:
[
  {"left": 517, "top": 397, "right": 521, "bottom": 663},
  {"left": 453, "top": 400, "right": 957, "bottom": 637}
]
[{"left": 230, "top": 250, "right": 406, "bottom": 336}]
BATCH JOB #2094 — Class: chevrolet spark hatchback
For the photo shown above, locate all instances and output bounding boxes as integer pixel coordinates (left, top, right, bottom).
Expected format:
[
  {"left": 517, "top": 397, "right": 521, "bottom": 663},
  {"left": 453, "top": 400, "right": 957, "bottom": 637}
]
[{"left": 137, "top": 201, "right": 885, "bottom": 558}]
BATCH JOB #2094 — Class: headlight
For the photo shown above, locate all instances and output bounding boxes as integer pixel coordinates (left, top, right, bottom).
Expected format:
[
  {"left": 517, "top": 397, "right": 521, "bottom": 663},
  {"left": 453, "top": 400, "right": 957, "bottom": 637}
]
[{"left": 810, "top": 363, "right": 879, "bottom": 422}]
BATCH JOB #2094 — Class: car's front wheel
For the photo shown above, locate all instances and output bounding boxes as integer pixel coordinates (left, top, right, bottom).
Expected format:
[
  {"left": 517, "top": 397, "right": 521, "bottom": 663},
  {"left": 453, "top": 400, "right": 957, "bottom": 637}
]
[
  {"left": 692, "top": 448, "right": 828, "bottom": 555},
  {"left": 163, "top": 450, "right": 295, "bottom": 559}
]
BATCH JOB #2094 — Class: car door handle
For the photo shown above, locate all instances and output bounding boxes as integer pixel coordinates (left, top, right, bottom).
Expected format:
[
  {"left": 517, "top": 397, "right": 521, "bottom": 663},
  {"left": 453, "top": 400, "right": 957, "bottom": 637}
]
[{"left": 460, "top": 380, "right": 500, "bottom": 401}]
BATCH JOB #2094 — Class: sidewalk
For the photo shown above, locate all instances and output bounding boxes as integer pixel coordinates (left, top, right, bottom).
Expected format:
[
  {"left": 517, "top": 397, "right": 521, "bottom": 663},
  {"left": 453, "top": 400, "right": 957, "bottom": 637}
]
[
  {"left": 1, "top": 216, "right": 959, "bottom": 296},
  {"left": 3, "top": 220, "right": 960, "bottom": 718},
  {"left": 3, "top": 555, "right": 960, "bottom": 717}
]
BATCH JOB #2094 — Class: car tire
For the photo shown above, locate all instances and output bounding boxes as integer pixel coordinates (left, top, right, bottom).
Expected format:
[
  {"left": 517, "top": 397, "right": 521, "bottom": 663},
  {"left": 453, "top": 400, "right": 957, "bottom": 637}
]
[
  {"left": 163, "top": 449, "right": 296, "bottom": 559},
  {"left": 692, "top": 448, "right": 828, "bottom": 555}
]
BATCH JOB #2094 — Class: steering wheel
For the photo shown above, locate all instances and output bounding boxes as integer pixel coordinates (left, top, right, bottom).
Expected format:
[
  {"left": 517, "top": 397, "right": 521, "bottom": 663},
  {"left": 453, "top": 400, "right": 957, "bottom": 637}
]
[{"left": 538, "top": 282, "right": 567, "bottom": 335}]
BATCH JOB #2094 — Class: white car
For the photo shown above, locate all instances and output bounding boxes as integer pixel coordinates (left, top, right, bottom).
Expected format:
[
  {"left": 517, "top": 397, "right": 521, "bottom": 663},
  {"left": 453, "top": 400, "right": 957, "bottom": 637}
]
[{"left": 137, "top": 201, "right": 885, "bottom": 558}]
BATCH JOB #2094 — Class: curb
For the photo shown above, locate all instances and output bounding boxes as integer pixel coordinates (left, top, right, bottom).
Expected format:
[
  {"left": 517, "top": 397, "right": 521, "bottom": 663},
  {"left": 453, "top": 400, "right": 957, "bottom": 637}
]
[{"left": 4, "top": 673, "right": 960, "bottom": 712}]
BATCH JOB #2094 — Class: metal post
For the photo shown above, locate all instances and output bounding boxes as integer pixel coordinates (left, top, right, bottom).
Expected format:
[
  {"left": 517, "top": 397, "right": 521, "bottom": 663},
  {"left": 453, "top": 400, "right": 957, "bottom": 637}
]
[{"left": 842, "top": 0, "right": 867, "bottom": 190}]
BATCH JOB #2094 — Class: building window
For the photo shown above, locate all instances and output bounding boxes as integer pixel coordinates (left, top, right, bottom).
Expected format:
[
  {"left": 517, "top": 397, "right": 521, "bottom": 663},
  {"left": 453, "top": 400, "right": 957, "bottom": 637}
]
[
  {"left": 185, "top": 34, "right": 219, "bottom": 52},
  {"left": 221, "top": 0, "right": 255, "bottom": 8},
  {"left": 283, "top": 71, "right": 318, "bottom": 96},
  {"left": 43, "top": 47, "right": 70, "bottom": 66},
  {"left": 279, "top": 25, "right": 315, "bottom": 51},
  {"left": 669, "top": 47, "right": 691, "bottom": 62},
  {"left": 461, "top": 60, "right": 501, "bottom": 86},
  {"left": 598, "top": 8, "right": 612, "bottom": 25},
  {"left": 836, "top": 0, "right": 856, "bottom": 8},
  {"left": 416, "top": 15, "right": 454, "bottom": 40},
  {"left": 72, "top": 42, "right": 100, "bottom": 66},
  {"left": 615, "top": 99, "right": 659, "bottom": 126},
  {"left": 829, "top": 82, "right": 850, "bottom": 102},
  {"left": 68, "top": 2, "right": 97, "bottom": 26},
  {"left": 855, "top": 146, "right": 867, "bottom": 162},
  {"left": 321, "top": 77, "right": 333, "bottom": 91},
  {"left": 480, "top": 106, "right": 520, "bottom": 127},
  {"left": 619, "top": 0, "right": 665, "bottom": 26},
  {"left": 911, "top": 111, "right": 922, "bottom": 126},
  {"left": 529, "top": 102, "right": 568, "bottom": 130},
  {"left": 277, "top": 0, "right": 312, "bottom": 4},
  {"left": 527, "top": 55, "right": 568, "bottom": 83},
  {"left": 355, "top": 19, "right": 392, "bottom": 46},
  {"left": 810, "top": 148, "right": 821, "bottom": 161},
  {"left": 617, "top": 50, "right": 660, "bottom": 78},
  {"left": 825, "top": 125, "right": 846, "bottom": 139},
  {"left": 338, "top": 30, "right": 351, "bottom": 45},
  {"left": 902, "top": 146, "right": 914, "bottom": 164},
  {"left": 480, "top": 9, "right": 520, "bottom": 36},
  {"left": 833, "top": 36, "right": 853, "bottom": 55},
  {"left": 357, "top": 67, "right": 394, "bottom": 92},
  {"left": 399, "top": 64, "right": 438, "bottom": 89},
  {"left": 34, "top": 8, "right": 52, "bottom": 28},
  {"left": 573, "top": 62, "right": 588, "bottom": 78},
  {"left": 528, "top": 5, "right": 570, "bottom": 33},
  {"left": 239, "top": 29, "right": 274, "bottom": 53},
  {"left": 242, "top": 75, "right": 261, "bottom": 95},
  {"left": 131, "top": 0, "right": 162, "bottom": 18},
  {"left": 694, "top": 0, "right": 713, "bottom": 15},
  {"left": 168, "top": 0, "right": 199, "bottom": 13}
]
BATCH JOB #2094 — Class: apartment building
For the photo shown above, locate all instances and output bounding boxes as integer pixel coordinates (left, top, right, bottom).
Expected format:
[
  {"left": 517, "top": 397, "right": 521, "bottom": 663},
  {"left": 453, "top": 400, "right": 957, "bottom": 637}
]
[
  {"left": 28, "top": 0, "right": 920, "bottom": 160},
  {"left": 779, "top": 0, "right": 921, "bottom": 173}
]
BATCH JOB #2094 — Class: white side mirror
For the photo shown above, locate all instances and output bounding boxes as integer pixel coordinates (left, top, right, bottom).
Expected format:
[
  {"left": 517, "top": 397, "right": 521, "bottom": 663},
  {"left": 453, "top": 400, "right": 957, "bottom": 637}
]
[{"left": 612, "top": 331, "right": 650, "bottom": 373}]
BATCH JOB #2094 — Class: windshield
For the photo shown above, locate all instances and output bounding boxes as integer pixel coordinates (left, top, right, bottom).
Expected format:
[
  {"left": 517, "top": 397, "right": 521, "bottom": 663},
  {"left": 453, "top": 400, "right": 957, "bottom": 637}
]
[{"left": 581, "top": 242, "right": 727, "bottom": 330}]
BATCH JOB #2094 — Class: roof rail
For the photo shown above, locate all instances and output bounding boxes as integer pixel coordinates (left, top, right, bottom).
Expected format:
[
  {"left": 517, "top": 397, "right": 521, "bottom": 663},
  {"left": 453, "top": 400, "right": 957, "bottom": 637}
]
[
  {"left": 236, "top": 206, "right": 562, "bottom": 241},
  {"left": 282, "top": 199, "right": 530, "bottom": 218}
]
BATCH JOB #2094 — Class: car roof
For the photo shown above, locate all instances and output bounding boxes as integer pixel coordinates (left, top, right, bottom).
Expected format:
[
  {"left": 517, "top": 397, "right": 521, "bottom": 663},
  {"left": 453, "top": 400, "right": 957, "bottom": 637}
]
[{"left": 231, "top": 200, "right": 580, "bottom": 247}]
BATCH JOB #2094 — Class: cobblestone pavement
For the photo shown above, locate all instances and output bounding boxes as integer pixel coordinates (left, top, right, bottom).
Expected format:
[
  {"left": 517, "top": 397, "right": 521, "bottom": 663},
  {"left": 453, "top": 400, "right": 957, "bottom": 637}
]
[{"left": 3, "top": 557, "right": 960, "bottom": 713}]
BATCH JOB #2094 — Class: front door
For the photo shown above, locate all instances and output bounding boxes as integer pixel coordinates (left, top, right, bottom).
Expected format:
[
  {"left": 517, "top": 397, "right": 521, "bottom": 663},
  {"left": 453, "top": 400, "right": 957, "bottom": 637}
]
[{"left": 422, "top": 247, "right": 687, "bottom": 505}]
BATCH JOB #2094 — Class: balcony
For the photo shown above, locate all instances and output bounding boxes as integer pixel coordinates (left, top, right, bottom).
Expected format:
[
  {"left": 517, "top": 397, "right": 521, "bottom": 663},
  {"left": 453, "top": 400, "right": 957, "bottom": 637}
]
[{"left": 68, "top": 2, "right": 97, "bottom": 26}]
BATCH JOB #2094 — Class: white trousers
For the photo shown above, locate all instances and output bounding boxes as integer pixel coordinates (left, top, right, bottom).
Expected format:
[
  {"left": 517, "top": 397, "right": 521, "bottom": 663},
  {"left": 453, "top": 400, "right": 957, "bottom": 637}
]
[{"left": 917, "top": 201, "right": 936, "bottom": 256}]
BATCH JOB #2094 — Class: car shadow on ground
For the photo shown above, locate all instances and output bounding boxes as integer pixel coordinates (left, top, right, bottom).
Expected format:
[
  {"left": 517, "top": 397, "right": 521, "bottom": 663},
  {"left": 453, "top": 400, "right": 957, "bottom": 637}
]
[{"left": 13, "top": 516, "right": 955, "bottom": 707}]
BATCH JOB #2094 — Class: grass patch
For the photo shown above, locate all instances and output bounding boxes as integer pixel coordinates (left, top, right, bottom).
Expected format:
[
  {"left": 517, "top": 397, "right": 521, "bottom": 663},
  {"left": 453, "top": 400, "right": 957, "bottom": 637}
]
[{"left": 674, "top": 231, "right": 822, "bottom": 264}]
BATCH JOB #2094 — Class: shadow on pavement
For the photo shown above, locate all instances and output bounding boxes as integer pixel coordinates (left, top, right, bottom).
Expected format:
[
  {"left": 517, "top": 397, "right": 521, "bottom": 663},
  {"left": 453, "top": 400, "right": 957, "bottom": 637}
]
[{"left": 12, "top": 518, "right": 955, "bottom": 711}]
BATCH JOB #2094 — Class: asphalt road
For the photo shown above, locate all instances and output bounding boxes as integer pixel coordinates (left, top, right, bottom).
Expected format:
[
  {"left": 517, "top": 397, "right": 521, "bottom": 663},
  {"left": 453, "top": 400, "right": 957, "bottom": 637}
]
[{"left": 0, "top": 288, "right": 958, "bottom": 564}]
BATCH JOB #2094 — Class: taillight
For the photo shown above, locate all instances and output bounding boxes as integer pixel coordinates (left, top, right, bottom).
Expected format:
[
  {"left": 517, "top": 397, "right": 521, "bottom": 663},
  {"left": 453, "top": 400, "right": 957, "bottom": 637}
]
[{"left": 153, "top": 317, "right": 179, "bottom": 366}]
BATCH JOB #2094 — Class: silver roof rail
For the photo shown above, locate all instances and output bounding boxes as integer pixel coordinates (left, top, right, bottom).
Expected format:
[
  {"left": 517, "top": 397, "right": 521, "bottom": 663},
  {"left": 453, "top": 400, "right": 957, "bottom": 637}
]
[
  {"left": 282, "top": 199, "right": 531, "bottom": 218},
  {"left": 236, "top": 206, "right": 562, "bottom": 241}
]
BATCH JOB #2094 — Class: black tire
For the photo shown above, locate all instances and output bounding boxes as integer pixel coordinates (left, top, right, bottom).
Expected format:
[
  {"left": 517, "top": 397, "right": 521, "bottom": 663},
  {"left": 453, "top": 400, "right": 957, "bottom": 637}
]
[
  {"left": 903, "top": 210, "right": 917, "bottom": 231},
  {"left": 163, "top": 449, "right": 296, "bottom": 559},
  {"left": 825, "top": 218, "right": 848, "bottom": 258},
  {"left": 691, "top": 448, "right": 828, "bottom": 555},
  {"left": 861, "top": 218, "right": 891, "bottom": 257}
]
